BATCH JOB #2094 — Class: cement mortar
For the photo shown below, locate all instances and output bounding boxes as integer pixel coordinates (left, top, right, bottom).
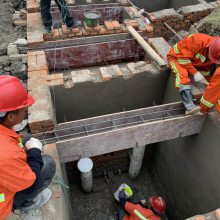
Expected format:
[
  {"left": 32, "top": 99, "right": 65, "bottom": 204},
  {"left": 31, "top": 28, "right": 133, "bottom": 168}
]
[
  {"left": 152, "top": 73, "right": 220, "bottom": 220},
  {"left": 52, "top": 69, "right": 169, "bottom": 123}
]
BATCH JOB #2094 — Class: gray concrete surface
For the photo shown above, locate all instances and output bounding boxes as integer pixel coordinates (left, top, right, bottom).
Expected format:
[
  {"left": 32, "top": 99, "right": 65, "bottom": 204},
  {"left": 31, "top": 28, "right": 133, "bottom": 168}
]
[
  {"left": 151, "top": 73, "right": 220, "bottom": 220},
  {"left": 52, "top": 68, "right": 169, "bottom": 123},
  {"left": 130, "top": 0, "right": 199, "bottom": 12}
]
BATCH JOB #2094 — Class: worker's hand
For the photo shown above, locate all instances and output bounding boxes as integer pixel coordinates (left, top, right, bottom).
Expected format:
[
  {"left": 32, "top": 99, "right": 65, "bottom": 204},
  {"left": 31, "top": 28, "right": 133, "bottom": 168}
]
[
  {"left": 25, "top": 137, "right": 43, "bottom": 151},
  {"left": 194, "top": 72, "right": 209, "bottom": 86}
]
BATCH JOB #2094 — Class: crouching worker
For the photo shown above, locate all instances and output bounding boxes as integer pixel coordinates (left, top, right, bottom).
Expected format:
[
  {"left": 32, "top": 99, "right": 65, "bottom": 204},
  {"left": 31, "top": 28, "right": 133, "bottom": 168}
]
[
  {"left": 115, "top": 184, "right": 166, "bottom": 220},
  {"left": 200, "top": 67, "right": 220, "bottom": 114},
  {"left": 0, "top": 76, "right": 56, "bottom": 220},
  {"left": 167, "top": 33, "right": 220, "bottom": 115}
]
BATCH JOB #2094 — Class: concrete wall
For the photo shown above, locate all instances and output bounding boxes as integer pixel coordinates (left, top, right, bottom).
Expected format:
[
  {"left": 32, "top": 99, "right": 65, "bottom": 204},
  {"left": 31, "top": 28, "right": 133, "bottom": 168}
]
[
  {"left": 130, "top": 0, "right": 199, "bottom": 12},
  {"left": 168, "top": 0, "right": 199, "bottom": 9},
  {"left": 52, "top": 69, "right": 169, "bottom": 123},
  {"left": 152, "top": 73, "right": 220, "bottom": 220}
]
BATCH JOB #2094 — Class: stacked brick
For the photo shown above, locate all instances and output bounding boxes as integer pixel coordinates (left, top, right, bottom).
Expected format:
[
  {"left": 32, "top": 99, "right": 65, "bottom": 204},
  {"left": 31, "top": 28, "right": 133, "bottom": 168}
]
[
  {"left": 27, "top": 0, "right": 40, "bottom": 13},
  {"left": 27, "top": 50, "right": 62, "bottom": 134},
  {"left": 43, "top": 20, "right": 140, "bottom": 41},
  {"left": 147, "top": 2, "right": 219, "bottom": 39}
]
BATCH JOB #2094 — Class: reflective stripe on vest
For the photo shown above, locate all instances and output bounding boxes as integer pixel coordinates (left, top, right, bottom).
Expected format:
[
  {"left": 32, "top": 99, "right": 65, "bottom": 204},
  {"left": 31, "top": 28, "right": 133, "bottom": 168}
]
[
  {"left": 134, "top": 210, "right": 149, "bottom": 220},
  {"left": 18, "top": 137, "right": 24, "bottom": 148},
  {"left": 178, "top": 59, "right": 191, "bottom": 64},
  {"left": 218, "top": 100, "right": 220, "bottom": 106},
  {"left": 188, "top": 34, "right": 193, "bottom": 38},
  {"left": 200, "top": 71, "right": 210, "bottom": 76},
  {"left": 0, "top": 194, "right": 5, "bottom": 202},
  {"left": 201, "top": 96, "right": 214, "bottom": 108},
  {"left": 173, "top": 43, "right": 179, "bottom": 54},
  {"left": 196, "top": 53, "right": 206, "bottom": 63},
  {"left": 170, "top": 61, "right": 181, "bottom": 88}
]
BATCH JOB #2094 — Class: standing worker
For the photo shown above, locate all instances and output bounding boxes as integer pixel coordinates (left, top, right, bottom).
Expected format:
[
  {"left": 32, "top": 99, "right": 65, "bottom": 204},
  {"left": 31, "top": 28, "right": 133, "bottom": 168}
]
[
  {"left": 167, "top": 33, "right": 220, "bottom": 114},
  {"left": 41, "top": 0, "right": 74, "bottom": 32},
  {"left": 0, "top": 76, "right": 56, "bottom": 219},
  {"left": 200, "top": 66, "right": 220, "bottom": 113},
  {"left": 115, "top": 184, "right": 166, "bottom": 220}
]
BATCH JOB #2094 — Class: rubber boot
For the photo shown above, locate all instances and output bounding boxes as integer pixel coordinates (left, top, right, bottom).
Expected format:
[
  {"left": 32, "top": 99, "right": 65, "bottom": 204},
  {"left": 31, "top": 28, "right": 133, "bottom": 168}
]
[
  {"left": 179, "top": 85, "right": 201, "bottom": 115},
  {"left": 19, "top": 188, "right": 52, "bottom": 213}
]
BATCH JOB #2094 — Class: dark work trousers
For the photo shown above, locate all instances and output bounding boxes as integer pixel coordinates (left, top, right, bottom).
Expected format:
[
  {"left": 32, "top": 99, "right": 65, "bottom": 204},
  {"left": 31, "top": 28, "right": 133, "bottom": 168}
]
[
  {"left": 13, "top": 155, "right": 56, "bottom": 209},
  {"left": 118, "top": 206, "right": 126, "bottom": 220},
  {"left": 40, "top": 0, "right": 74, "bottom": 27}
]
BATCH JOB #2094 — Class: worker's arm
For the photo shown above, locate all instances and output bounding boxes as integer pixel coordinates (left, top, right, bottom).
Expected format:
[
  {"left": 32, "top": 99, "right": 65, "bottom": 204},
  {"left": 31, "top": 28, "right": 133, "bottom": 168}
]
[
  {"left": 124, "top": 201, "right": 140, "bottom": 215},
  {"left": 200, "top": 68, "right": 220, "bottom": 112}
]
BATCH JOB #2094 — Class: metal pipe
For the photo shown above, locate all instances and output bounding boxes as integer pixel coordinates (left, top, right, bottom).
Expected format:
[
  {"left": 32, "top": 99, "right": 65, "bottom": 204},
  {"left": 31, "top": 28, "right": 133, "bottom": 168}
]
[
  {"left": 129, "top": 144, "right": 146, "bottom": 179},
  {"left": 77, "top": 158, "right": 93, "bottom": 192}
]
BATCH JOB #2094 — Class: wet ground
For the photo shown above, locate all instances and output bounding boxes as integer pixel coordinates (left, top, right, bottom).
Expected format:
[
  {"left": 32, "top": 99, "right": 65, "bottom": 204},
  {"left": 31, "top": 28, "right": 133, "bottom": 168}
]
[{"left": 68, "top": 165, "right": 169, "bottom": 220}]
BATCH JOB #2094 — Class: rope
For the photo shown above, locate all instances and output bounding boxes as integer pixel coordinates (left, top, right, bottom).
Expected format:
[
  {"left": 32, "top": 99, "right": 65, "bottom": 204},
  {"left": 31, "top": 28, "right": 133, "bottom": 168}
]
[{"left": 53, "top": 175, "right": 70, "bottom": 189}]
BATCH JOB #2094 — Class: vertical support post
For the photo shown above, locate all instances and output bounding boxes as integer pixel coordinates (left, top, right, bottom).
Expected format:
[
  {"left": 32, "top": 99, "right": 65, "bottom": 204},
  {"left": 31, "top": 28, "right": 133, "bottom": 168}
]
[
  {"left": 77, "top": 158, "right": 93, "bottom": 192},
  {"left": 129, "top": 143, "right": 146, "bottom": 179}
]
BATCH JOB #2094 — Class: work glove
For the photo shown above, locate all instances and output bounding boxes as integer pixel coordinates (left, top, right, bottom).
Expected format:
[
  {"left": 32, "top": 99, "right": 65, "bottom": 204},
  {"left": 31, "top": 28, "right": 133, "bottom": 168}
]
[
  {"left": 193, "top": 72, "right": 209, "bottom": 86},
  {"left": 25, "top": 137, "right": 43, "bottom": 151}
]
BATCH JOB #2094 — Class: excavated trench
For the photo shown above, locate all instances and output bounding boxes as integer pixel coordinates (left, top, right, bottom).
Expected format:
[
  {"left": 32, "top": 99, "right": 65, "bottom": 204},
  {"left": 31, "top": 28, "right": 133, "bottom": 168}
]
[{"left": 36, "top": 2, "right": 220, "bottom": 220}]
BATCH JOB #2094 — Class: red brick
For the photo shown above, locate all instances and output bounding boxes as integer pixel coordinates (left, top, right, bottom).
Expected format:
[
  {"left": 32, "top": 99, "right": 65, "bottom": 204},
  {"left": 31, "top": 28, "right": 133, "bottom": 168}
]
[
  {"left": 61, "top": 24, "right": 68, "bottom": 34},
  {"left": 94, "top": 25, "right": 101, "bottom": 31},
  {"left": 111, "top": 20, "right": 121, "bottom": 30},
  {"left": 72, "top": 27, "right": 80, "bottom": 33},
  {"left": 83, "top": 22, "right": 93, "bottom": 33},
  {"left": 75, "top": 30, "right": 83, "bottom": 37},
  {"left": 82, "top": 28, "right": 90, "bottom": 36},
  {"left": 52, "top": 28, "right": 60, "bottom": 39},
  {"left": 98, "top": 27, "right": 107, "bottom": 35},
  {"left": 104, "top": 21, "right": 114, "bottom": 30}
]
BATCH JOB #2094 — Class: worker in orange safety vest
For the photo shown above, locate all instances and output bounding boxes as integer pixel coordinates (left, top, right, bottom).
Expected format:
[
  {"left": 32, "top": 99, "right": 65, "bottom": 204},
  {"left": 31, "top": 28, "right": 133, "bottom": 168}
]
[
  {"left": 167, "top": 33, "right": 220, "bottom": 115},
  {"left": 200, "top": 66, "right": 220, "bottom": 113},
  {"left": 117, "top": 189, "right": 166, "bottom": 220},
  {"left": 0, "top": 75, "right": 56, "bottom": 220}
]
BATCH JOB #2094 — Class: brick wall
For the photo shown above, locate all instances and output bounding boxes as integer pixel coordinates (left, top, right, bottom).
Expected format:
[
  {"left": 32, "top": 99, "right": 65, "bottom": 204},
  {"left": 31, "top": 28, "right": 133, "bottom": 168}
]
[
  {"left": 147, "top": 2, "right": 220, "bottom": 39},
  {"left": 45, "top": 39, "right": 145, "bottom": 69}
]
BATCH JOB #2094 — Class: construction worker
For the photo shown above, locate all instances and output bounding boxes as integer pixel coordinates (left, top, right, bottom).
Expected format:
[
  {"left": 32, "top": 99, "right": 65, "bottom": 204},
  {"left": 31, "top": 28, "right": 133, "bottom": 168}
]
[
  {"left": 200, "top": 66, "right": 220, "bottom": 113},
  {"left": 41, "top": 0, "right": 74, "bottom": 32},
  {"left": 117, "top": 188, "right": 166, "bottom": 220},
  {"left": 167, "top": 33, "right": 220, "bottom": 114},
  {"left": 0, "top": 75, "right": 56, "bottom": 219}
]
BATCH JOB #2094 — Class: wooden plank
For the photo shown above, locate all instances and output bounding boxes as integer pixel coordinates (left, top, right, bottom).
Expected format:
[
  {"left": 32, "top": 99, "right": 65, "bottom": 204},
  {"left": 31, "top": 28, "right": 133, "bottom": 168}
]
[
  {"left": 126, "top": 26, "right": 167, "bottom": 67},
  {"left": 57, "top": 114, "right": 206, "bottom": 163}
]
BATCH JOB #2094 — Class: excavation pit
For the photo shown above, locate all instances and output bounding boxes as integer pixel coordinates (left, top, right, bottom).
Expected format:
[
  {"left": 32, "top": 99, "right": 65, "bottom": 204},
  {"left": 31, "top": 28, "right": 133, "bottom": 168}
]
[{"left": 65, "top": 148, "right": 169, "bottom": 220}]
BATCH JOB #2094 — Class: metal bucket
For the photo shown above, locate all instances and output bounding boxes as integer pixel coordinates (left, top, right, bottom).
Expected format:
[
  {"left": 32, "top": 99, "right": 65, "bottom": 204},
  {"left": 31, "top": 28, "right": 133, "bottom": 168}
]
[{"left": 84, "top": 11, "right": 101, "bottom": 28}]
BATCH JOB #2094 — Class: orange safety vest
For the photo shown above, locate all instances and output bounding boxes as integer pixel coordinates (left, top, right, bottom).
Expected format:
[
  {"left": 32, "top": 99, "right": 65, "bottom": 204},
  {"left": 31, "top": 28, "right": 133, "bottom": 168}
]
[
  {"left": 200, "top": 67, "right": 220, "bottom": 113},
  {"left": 0, "top": 125, "right": 36, "bottom": 220},
  {"left": 123, "top": 202, "right": 161, "bottom": 220},
  {"left": 167, "top": 33, "right": 214, "bottom": 75}
]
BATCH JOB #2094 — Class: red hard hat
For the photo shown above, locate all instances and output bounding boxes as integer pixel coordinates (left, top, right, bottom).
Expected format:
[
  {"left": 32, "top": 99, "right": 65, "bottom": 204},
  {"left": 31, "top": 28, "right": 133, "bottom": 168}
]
[
  {"left": 209, "top": 37, "right": 220, "bottom": 64},
  {"left": 0, "top": 75, "right": 35, "bottom": 113},
  {"left": 150, "top": 196, "right": 166, "bottom": 214}
]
